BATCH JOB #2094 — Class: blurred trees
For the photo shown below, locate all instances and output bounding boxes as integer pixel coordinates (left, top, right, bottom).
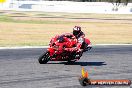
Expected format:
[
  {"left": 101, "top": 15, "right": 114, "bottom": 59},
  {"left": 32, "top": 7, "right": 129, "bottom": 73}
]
[
  {"left": 44, "top": 0, "right": 132, "bottom": 3},
  {"left": 108, "top": 0, "right": 131, "bottom": 11},
  {"left": 108, "top": 0, "right": 130, "bottom": 5}
]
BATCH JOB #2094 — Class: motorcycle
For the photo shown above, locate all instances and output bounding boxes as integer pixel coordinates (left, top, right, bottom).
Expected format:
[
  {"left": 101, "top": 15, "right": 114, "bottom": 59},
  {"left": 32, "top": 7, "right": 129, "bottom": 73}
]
[{"left": 38, "top": 33, "right": 91, "bottom": 64}]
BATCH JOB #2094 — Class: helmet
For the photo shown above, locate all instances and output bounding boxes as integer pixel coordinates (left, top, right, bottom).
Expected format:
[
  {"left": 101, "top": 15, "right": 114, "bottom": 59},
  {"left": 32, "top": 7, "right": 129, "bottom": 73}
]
[{"left": 73, "top": 26, "right": 81, "bottom": 36}]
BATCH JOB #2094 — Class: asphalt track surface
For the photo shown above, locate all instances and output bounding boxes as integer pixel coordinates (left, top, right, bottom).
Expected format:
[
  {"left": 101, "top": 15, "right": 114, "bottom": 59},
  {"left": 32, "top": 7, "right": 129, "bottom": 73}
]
[{"left": 0, "top": 45, "right": 132, "bottom": 88}]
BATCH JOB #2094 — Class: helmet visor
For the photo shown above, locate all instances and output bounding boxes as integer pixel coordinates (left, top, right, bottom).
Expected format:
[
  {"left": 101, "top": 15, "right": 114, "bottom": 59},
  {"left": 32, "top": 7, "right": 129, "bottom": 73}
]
[{"left": 73, "top": 30, "right": 79, "bottom": 36}]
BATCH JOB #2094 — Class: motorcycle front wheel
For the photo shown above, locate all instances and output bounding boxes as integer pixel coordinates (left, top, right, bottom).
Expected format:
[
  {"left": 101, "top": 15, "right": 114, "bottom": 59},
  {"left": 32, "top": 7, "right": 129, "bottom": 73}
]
[{"left": 38, "top": 51, "right": 50, "bottom": 64}]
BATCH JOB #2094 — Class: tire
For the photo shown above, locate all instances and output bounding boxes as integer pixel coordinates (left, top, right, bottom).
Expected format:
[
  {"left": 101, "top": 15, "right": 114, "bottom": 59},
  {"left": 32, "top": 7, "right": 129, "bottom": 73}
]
[
  {"left": 38, "top": 51, "right": 50, "bottom": 64},
  {"left": 79, "top": 77, "right": 91, "bottom": 86}
]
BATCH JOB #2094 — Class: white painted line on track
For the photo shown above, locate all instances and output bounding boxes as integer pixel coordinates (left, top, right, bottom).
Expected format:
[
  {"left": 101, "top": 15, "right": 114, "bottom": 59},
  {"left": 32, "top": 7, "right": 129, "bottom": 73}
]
[
  {"left": 0, "top": 44, "right": 132, "bottom": 49},
  {"left": 0, "top": 46, "right": 48, "bottom": 49},
  {"left": 94, "top": 44, "right": 132, "bottom": 46}
]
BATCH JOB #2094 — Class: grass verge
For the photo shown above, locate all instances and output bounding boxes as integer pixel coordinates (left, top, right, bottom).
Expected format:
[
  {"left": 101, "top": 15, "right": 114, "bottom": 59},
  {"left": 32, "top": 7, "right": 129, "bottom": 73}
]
[{"left": 0, "top": 12, "right": 132, "bottom": 46}]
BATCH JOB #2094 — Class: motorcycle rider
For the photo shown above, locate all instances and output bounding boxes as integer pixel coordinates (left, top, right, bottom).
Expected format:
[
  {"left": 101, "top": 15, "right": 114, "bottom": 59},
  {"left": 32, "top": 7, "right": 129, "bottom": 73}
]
[
  {"left": 72, "top": 26, "right": 92, "bottom": 51},
  {"left": 72, "top": 26, "right": 85, "bottom": 50}
]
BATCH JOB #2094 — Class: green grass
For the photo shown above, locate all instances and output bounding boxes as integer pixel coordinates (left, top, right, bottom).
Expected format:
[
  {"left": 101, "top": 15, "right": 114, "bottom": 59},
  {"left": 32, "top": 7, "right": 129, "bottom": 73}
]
[
  {"left": 0, "top": 15, "right": 13, "bottom": 22},
  {"left": 34, "top": 12, "right": 132, "bottom": 19},
  {"left": 0, "top": 15, "right": 72, "bottom": 24},
  {"left": 0, "top": 15, "right": 70, "bottom": 24},
  {"left": 0, "top": 11, "right": 132, "bottom": 46}
]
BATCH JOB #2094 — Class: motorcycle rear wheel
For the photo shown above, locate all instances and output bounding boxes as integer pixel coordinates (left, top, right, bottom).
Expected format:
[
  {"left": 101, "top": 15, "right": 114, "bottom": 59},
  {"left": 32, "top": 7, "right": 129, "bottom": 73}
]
[{"left": 38, "top": 51, "right": 50, "bottom": 64}]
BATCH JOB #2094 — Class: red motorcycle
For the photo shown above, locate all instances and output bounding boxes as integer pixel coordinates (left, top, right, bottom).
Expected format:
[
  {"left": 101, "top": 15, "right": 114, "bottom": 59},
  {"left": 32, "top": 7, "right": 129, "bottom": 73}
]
[{"left": 38, "top": 33, "right": 91, "bottom": 64}]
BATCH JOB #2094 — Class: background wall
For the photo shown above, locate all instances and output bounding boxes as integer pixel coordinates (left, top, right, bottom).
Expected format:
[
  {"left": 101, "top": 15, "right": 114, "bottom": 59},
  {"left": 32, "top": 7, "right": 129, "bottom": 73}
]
[{"left": 0, "top": 1, "right": 132, "bottom": 14}]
